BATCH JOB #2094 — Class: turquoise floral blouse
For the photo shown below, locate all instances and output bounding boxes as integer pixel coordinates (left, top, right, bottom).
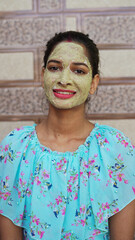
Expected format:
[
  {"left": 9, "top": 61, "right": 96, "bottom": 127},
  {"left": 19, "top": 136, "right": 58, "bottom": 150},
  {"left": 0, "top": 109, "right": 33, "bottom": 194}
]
[{"left": 0, "top": 123, "right": 135, "bottom": 240}]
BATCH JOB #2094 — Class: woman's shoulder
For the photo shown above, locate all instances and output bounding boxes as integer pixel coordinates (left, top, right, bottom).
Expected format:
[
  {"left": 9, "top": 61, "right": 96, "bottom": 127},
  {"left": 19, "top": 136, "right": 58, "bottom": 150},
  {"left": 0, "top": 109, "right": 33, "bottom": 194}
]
[
  {"left": 96, "top": 123, "right": 126, "bottom": 135},
  {"left": 91, "top": 123, "right": 135, "bottom": 157},
  {"left": 0, "top": 124, "right": 36, "bottom": 148},
  {"left": 95, "top": 123, "right": 134, "bottom": 145},
  {"left": 0, "top": 124, "right": 38, "bottom": 167}
]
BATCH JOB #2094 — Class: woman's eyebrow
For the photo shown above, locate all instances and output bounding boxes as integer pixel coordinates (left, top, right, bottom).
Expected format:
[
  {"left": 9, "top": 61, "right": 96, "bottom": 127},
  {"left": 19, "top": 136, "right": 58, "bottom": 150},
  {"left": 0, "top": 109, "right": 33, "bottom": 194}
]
[
  {"left": 47, "top": 60, "right": 61, "bottom": 64},
  {"left": 72, "top": 62, "right": 89, "bottom": 69}
]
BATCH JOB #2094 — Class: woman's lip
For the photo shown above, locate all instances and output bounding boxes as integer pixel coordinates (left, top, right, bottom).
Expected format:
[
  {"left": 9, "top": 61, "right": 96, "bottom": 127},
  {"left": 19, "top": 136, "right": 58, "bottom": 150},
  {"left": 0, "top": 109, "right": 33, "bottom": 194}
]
[
  {"left": 53, "top": 89, "right": 76, "bottom": 99},
  {"left": 53, "top": 89, "right": 76, "bottom": 93}
]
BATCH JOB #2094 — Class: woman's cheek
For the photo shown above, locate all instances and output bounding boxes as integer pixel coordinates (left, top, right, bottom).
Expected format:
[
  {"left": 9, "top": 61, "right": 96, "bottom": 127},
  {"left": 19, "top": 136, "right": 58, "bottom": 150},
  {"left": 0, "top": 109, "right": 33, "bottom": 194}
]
[{"left": 44, "top": 72, "right": 60, "bottom": 86}]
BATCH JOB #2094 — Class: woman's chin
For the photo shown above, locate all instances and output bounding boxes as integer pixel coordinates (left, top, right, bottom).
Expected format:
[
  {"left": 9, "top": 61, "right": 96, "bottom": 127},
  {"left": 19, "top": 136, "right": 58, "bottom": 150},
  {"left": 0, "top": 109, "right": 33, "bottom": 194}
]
[{"left": 49, "top": 101, "right": 85, "bottom": 111}]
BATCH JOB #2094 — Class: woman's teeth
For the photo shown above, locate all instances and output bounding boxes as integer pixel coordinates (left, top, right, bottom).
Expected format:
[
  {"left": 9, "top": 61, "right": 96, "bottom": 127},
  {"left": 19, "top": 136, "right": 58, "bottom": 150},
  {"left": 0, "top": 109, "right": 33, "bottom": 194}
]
[{"left": 56, "top": 91, "right": 74, "bottom": 94}]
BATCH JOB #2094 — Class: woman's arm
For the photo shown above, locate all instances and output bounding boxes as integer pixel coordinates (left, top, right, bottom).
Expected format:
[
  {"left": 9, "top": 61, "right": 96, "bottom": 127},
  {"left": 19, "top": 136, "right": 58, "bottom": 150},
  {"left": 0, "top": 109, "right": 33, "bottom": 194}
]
[
  {"left": 109, "top": 200, "right": 135, "bottom": 240},
  {"left": 0, "top": 214, "right": 23, "bottom": 240}
]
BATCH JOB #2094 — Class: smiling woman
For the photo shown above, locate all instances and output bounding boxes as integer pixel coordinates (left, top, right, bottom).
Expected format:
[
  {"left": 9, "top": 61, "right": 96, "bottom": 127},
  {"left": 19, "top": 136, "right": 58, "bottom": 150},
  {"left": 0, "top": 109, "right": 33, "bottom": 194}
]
[{"left": 0, "top": 31, "right": 135, "bottom": 240}]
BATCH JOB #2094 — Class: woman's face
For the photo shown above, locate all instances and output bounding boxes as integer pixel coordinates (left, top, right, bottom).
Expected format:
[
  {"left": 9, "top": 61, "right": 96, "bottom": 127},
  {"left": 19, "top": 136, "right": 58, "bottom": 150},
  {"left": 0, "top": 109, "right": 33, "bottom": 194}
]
[{"left": 43, "top": 41, "right": 93, "bottom": 109}]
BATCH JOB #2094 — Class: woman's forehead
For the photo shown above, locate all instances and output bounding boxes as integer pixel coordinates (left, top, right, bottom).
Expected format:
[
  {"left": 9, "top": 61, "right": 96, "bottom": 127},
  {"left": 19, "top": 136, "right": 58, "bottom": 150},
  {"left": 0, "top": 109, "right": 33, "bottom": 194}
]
[
  {"left": 48, "top": 42, "right": 90, "bottom": 65},
  {"left": 49, "top": 42, "right": 85, "bottom": 57}
]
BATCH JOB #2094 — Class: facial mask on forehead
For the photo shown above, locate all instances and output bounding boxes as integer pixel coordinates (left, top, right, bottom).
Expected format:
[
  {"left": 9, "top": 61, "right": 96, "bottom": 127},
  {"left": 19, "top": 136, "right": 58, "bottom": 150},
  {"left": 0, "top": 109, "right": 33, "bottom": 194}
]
[{"left": 48, "top": 42, "right": 91, "bottom": 70}]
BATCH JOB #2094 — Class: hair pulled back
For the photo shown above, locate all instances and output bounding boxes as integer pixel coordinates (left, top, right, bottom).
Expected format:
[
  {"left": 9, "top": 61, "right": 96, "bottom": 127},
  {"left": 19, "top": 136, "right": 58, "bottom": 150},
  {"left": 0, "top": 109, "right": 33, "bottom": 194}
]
[{"left": 43, "top": 31, "right": 99, "bottom": 78}]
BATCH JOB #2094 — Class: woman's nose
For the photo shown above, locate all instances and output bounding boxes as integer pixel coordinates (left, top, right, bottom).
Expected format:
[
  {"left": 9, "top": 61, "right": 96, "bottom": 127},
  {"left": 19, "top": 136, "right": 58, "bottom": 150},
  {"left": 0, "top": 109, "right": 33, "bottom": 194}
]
[{"left": 58, "top": 68, "right": 72, "bottom": 86}]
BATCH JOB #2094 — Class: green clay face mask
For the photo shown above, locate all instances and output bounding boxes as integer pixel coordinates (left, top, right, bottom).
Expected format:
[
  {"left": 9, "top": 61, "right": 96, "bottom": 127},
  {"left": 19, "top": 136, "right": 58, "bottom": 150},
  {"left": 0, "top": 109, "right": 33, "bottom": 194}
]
[{"left": 43, "top": 41, "right": 93, "bottom": 109}]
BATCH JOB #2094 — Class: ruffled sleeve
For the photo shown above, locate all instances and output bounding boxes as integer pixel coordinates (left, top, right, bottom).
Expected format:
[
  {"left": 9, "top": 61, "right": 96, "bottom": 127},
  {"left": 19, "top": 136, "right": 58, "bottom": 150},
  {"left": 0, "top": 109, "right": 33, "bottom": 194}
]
[
  {"left": 0, "top": 126, "right": 36, "bottom": 233},
  {"left": 89, "top": 125, "right": 135, "bottom": 232}
]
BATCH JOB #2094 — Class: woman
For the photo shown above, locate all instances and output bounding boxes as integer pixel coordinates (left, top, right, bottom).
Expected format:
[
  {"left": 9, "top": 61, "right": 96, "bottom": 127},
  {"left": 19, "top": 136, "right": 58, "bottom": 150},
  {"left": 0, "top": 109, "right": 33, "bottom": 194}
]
[{"left": 0, "top": 31, "right": 135, "bottom": 240}]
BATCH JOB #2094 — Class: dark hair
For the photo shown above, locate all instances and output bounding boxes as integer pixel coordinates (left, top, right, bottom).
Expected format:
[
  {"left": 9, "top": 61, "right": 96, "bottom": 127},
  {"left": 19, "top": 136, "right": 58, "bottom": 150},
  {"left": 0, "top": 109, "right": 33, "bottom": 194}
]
[{"left": 43, "top": 31, "right": 99, "bottom": 78}]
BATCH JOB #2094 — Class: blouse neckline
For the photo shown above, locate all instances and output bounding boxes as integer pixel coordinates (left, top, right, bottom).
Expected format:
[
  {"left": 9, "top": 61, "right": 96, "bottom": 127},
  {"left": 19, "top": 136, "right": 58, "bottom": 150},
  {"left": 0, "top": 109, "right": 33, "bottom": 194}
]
[{"left": 33, "top": 123, "right": 99, "bottom": 155}]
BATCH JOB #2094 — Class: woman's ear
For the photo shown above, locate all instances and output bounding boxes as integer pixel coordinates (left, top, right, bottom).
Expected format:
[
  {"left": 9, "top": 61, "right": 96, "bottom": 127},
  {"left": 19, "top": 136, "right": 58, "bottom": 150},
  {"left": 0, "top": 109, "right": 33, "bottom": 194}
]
[
  {"left": 41, "top": 67, "right": 45, "bottom": 88},
  {"left": 89, "top": 74, "right": 100, "bottom": 95}
]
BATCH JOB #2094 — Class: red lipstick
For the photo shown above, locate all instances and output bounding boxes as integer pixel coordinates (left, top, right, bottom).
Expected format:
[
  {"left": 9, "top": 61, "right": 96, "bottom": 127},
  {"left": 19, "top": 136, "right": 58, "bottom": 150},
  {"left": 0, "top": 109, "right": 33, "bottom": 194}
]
[{"left": 53, "top": 89, "right": 76, "bottom": 99}]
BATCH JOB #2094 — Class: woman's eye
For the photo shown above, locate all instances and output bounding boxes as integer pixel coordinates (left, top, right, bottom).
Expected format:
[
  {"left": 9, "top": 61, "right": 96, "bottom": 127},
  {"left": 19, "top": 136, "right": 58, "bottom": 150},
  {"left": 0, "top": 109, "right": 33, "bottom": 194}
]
[
  {"left": 48, "top": 66, "right": 60, "bottom": 72},
  {"left": 74, "top": 69, "right": 85, "bottom": 74}
]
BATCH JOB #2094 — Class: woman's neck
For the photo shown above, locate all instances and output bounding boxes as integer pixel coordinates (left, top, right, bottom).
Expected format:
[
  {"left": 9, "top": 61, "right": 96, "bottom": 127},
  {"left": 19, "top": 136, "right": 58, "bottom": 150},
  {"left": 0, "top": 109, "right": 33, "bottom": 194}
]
[
  {"left": 40, "top": 103, "right": 92, "bottom": 139},
  {"left": 36, "top": 104, "right": 94, "bottom": 152}
]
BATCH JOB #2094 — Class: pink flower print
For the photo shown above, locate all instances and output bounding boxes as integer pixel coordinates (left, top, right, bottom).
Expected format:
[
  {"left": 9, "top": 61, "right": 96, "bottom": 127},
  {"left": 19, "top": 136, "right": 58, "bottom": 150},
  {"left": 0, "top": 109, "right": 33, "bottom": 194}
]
[
  {"left": 32, "top": 150, "right": 36, "bottom": 155},
  {"left": 38, "top": 230, "right": 45, "bottom": 239},
  {"left": 74, "top": 192, "right": 78, "bottom": 200},
  {"left": 102, "top": 202, "right": 110, "bottom": 211},
  {"left": 5, "top": 144, "right": 9, "bottom": 151},
  {"left": 80, "top": 171, "right": 83, "bottom": 176},
  {"left": 25, "top": 145, "right": 28, "bottom": 150},
  {"left": 104, "top": 138, "right": 109, "bottom": 144},
  {"left": 25, "top": 160, "right": 29, "bottom": 164},
  {"left": 88, "top": 171, "right": 91, "bottom": 177},
  {"left": 93, "top": 229, "right": 101, "bottom": 236},
  {"left": 21, "top": 171, "right": 24, "bottom": 176},
  {"left": 132, "top": 186, "right": 135, "bottom": 194},
  {"left": 61, "top": 207, "right": 66, "bottom": 215},
  {"left": 64, "top": 233, "right": 71, "bottom": 239},
  {"left": 6, "top": 176, "right": 9, "bottom": 180},
  {"left": 13, "top": 217, "right": 19, "bottom": 224},
  {"left": 18, "top": 191, "right": 21, "bottom": 198},
  {"left": 117, "top": 154, "right": 123, "bottom": 160},
  {"left": 4, "top": 156, "right": 7, "bottom": 164},
  {"left": 35, "top": 176, "right": 41, "bottom": 185},
  {"left": 80, "top": 204, "right": 86, "bottom": 214},
  {"left": 67, "top": 184, "right": 72, "bottom": 192},
  {"left": 69, "top": 174, "right": 78, "bottom": 183},
  {"left": 97, "top": 209, "right": 103, "bottom": 223},
  {"left": 20, "top": 214, "right": 23, "bottom": 220},
  {"left": 88, "top": 159, "right": 95, "bottom": 165},
  {"left": 116, "top": 172, "right": 125, "bottom": 182},
  {"left": 32, "top": 215, "right": 40, "bottom": 225},
  {"left": 16, "top": 127, "right": 24, "bottom": 131},
  {"left": 42, "top": 170, "right": 49, "bottom": 179},
  {"left": 26, "top": 188, "right": 32, "bottom": 197},
  {"left": 83, "top": 161, "right": 89, "bottom": 168},
  {"left": 63, "top": 158, "right": 67, "bottom": 163},
  {"left": 55, "top": 196, "right": 62, "bottom": 205},
  {"left": 80, "top": 219, "right": 86, "bottom": 226},
  {"left": 108, "top": 170, "right": 113, "bottom": 178},
  {"left": 113, "top": 208, "right": 119, "bottom": 214},
  {"left": 73, "top": 174, "right": 78, "bottom": 182},
  {"left": 17, "top": 151, "right": 21, "bottom": 154},
  {"left": 96, "top": 133, "right": 101, "bottom": 139},
  {"left": 0, "top": 210, "right": 3, "bottom": 214},
  {"left": 19, "top": 178, "right": 27, "bottom": 188},
  {"left": 91, "top": 159, "right": 95, "bottom": 165},
  {"left": 68, "top": 176, "right": 73, "bottom": 182},
  {"left": 124, "top": 180, "right": 128, "bottom": 184},
  {"left": 56, "top": 160, "right": 63, "bottom": 170},
  {"left": 3, "top": 192, "right": 11, "bottom": 200},
  {"left": 116, "top": 133, "right": 121, "bottom": 140},
  {"left": 121, "top": 140, "right": 128, "bottom": 147}
]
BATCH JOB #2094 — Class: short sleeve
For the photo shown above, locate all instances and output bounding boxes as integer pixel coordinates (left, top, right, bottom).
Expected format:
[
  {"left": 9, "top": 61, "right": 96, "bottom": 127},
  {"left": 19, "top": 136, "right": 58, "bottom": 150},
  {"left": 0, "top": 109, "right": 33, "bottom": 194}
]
[
  {"left": 89, "top": 126, "right": 135, "bottom": 232},
  {"left": 0, "top": 126, "right": 34, "bottom": 231}
]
